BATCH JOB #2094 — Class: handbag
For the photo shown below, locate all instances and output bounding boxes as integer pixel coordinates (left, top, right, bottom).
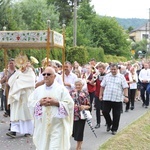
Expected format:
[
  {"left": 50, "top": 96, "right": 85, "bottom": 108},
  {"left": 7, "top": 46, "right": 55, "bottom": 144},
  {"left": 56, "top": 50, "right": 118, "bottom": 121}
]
[
  {"left": 76, "top": 91, "right": 92, "bottom": 120},
  {"left": 80, "top": 110, "right": 92, "bottom": 120}
]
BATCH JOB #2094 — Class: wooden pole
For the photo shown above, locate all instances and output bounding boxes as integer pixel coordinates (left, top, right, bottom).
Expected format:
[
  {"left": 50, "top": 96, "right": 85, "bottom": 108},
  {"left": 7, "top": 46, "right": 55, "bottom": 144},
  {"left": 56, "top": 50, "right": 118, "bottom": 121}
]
[
  {"left": 4, "top": 49, "right": 8, "bottom": 70},
  {"left": 4, "top": 49, "right": 9, "bottom": 109},
  {"left": 73, "top": 0, "right": 77, "bottom": 46},
  {"left": 46, "top": 20, "right": 51, "bottom": 66}
]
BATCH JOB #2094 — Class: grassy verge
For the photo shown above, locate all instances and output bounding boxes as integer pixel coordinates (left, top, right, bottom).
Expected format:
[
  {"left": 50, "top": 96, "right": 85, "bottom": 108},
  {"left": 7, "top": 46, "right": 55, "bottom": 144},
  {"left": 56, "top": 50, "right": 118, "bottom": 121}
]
[{"left": 99, "top": 110, "right": 150, "bottom": 150}]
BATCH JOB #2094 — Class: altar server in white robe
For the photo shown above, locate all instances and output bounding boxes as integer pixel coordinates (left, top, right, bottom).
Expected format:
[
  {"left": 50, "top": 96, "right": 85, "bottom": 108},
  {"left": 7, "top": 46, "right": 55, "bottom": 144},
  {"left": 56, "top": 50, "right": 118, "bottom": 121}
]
[
  {"left": 28, "top": 67, "right": 74, "bottom": 150},
  {"left": 6, "top": 63, "right": 36, "bottom": 138}
]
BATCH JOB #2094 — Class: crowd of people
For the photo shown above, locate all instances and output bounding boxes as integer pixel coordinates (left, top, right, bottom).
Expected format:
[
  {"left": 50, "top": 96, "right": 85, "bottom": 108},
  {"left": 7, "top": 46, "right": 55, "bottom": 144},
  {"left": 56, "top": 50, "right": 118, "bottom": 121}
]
[{"left": 0, "top": 55, "right": 150, "bottom": 150}]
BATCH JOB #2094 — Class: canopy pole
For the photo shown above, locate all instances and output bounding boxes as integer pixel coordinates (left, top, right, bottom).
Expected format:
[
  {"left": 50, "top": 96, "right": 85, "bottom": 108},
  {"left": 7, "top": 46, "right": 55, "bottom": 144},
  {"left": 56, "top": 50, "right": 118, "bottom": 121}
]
[{"left": 46, "top": 20, "right": 51, "bottom": 66}]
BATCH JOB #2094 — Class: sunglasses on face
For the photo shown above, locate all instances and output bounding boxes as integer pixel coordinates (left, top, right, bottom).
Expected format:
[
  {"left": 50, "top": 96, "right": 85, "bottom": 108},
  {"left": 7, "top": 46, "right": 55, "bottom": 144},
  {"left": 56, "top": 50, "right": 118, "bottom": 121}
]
[{"left": 42, "top": 73, "right": 53, "bottom": 76}]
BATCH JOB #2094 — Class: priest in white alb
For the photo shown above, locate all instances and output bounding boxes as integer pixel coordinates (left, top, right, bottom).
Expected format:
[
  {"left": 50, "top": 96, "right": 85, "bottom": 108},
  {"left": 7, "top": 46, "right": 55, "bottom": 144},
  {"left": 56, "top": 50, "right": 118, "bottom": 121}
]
[
  {"left": 6, "top": 55, "right": 36, "bottom": 138},
  {"left": 28, "top": 66, "right": 74, "bottom": 150}
]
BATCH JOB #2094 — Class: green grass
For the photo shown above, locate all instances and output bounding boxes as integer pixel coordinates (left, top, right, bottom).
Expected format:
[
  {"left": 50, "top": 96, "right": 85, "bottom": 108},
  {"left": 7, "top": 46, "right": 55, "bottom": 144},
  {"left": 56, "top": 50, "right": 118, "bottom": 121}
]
[{"left": 99, "top": 111, "right": 150, "bottom": 150}]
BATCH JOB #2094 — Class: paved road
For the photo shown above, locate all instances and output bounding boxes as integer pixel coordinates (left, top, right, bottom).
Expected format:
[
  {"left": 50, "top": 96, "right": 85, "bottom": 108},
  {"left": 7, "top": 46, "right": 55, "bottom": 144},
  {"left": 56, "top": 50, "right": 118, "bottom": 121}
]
[{"left": 0, "top": 101, "right": 149, "bottom": 150}]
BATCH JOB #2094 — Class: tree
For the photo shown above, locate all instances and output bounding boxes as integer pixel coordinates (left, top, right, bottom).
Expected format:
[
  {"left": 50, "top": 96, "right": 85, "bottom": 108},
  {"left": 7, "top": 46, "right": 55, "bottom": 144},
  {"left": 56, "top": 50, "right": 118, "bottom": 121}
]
[
  {"left": 47, "top": 0, "right": 85, "bottom": 25},
  {"left": 66, "top": 46, "right": 88, "bottom": 65},
  {"left": 47, "top": 0, "right": 72, "bottom": 25},
  {"left": 65, "top": 19, "right": 93, "bottom": 47},
  {"left": 65, "top": 0, "right": 95, "bottom": 47},
  {"left": 77, "top": 0, "right": 95, "bottom": 23},
  {"left": 133, "top": 40, "right": 148, "bottom": 59},
  {"left": 19, "top": 0, "right": 60, "bottom": 30},
  {"left": 127, "top": 26, "right": 134, "bottom": 33},
  {"left": 91, "top": 16, "right": 131, "bottom": 58},
  {"left": 0, "top": 0, "right": 11, "bottom": 30}
]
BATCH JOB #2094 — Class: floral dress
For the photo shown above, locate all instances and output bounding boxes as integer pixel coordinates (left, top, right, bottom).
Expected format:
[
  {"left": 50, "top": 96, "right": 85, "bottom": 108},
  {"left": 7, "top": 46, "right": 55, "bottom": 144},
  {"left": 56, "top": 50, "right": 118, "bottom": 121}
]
[
  {"left": 70, "top": 89, "right": 90, "bottom": 141},
  {"left": 70, "top": 89, "right": 90, "bottom": 121}
]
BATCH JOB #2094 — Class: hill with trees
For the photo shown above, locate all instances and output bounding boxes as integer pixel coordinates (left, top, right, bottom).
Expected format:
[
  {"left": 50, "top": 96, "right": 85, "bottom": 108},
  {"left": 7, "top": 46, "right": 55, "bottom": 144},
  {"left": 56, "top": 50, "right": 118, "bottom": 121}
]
[{"left": 115, "top": 18, "right": 148, "bottom": 30}]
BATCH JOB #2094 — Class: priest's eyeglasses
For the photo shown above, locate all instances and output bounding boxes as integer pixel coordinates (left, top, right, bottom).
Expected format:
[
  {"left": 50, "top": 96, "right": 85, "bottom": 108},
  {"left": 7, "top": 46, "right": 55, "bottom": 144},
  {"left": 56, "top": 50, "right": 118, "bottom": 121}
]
[{"left": 42, "top": 73, "right": 53, "bottom": 76}]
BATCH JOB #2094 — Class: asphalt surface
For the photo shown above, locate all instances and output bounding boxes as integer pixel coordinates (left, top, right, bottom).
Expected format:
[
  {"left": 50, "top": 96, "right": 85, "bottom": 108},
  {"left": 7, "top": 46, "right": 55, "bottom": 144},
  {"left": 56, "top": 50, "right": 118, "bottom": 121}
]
[{"left": 0, "top": 100, "right": 149, "bottom": 150}]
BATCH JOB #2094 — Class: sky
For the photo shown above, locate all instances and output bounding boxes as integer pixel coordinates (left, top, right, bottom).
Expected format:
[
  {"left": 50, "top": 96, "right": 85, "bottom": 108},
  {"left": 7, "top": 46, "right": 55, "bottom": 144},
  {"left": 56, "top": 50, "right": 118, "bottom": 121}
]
[{"left": 90, "top": 0, "right": 150, "bottom": 19}]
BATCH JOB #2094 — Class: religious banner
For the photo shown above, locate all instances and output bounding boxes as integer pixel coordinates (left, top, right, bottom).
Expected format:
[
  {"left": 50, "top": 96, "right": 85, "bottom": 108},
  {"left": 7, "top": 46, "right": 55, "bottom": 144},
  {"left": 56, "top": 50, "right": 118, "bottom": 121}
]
[
  {"left": 53, "top": 31, "right": 64, "bottom": 48},
  {"left": 0, "top": 30, "right": 64, "bottom": 49}
]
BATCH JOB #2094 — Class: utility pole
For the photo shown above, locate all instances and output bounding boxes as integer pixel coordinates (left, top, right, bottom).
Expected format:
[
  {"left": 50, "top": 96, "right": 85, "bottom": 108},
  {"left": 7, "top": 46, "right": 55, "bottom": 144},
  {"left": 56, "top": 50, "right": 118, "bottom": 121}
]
[
  {"left": 146, "top": 8, "right": 150, "bottom": 59},
  {"left": 73, "top": 0, "right": 77, "bottom": 46},
  {"left": 149, "top": 8, "right": 150, "bottom": 52}
]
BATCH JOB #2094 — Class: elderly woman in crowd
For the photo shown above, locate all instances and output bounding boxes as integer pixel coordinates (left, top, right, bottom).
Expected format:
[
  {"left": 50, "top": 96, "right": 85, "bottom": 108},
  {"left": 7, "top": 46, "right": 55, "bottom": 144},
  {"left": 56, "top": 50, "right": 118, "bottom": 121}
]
[
  {"left": 70, "top": 78, "right": 90, "bottom": 150},
  {"left": 128, "top": 66, "right": 138, "bottom": 110}
]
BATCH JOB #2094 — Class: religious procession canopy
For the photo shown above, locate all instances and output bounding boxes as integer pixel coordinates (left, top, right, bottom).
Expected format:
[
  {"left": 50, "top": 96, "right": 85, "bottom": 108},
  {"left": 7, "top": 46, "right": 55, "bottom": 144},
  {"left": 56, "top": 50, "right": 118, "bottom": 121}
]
[{"left": 0, "top": 30, "right": 64, "bottom": 49}]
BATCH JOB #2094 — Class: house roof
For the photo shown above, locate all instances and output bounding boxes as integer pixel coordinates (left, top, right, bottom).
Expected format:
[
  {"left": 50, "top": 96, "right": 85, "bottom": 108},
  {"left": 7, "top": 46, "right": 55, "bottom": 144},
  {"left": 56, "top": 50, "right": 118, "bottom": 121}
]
[{"left": 130, "top": 21, "right": 150, "bottom": 33}]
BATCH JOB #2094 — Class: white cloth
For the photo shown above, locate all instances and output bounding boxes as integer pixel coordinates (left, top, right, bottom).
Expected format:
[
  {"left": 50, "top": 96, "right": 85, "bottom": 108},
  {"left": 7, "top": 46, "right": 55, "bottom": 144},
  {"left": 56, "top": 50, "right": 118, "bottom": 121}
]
[
  {"left": 129, "top": 72, "right": 138, "bottom": 89},
  {"left": 8, "top": 68, "right": 36, "bottom": 134},
  {"left": 36, "top": 73, "right": 43, "bottom": 83},
  {"left": 139, "top": 68, "right": 150, "bottom": 82},
  {"left": 11, "top": 120, "right": 34, "bottom": 134},
  {"left": 82, "top": 78, "right": 88, "bottom": 91},
  {"left": 55, "top": 73, "right": 64, "bottom": 85},
  {"left": 63, "top": 72, "right": 77, "bottom": 91},
  {"left": 28, "top": 81, "right": 74, "bottom": 150}
]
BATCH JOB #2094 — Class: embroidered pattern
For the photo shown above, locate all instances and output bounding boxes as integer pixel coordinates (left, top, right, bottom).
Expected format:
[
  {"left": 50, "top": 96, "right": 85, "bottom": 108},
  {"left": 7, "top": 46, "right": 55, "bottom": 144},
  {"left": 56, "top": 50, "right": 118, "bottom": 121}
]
[
  {"left": 34, "top": 102, "right": 42, "bottom": 119},
  {"left": 56, "top": 103, "right": 68, "bottom": 118}
]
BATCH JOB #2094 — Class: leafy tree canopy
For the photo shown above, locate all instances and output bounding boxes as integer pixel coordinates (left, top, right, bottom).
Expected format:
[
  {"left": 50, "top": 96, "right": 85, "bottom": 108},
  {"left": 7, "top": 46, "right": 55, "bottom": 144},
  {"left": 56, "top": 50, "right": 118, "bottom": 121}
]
[
  {"left": 19, "top": 0, "right": 60, "bottom": 30},
  {"left": 91, "top": 16, "right": 131, "bottom": 58}
]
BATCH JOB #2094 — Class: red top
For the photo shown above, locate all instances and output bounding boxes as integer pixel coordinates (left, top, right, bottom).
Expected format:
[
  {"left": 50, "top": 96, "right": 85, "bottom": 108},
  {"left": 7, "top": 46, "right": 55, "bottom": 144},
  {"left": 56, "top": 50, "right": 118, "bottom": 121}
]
[
  {"left": 124, "top": 72, "right": 129, "bottom": 85},
  {"left": 87, "top": 73, "right": 96, "bottom": 93},
  {"left": 95, "top": 73, "right": 106, "bottom": 97}
]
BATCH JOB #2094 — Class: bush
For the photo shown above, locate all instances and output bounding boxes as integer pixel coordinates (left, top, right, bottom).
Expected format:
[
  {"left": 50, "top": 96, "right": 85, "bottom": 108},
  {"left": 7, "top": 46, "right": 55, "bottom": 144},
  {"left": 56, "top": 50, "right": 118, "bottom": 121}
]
[
  {"left": 86, "top": 47, "right": 105, "bottom": 62},
  {"left": 104, "top": 55, "right": 128, "bottom": 63},
  {"left": 66, "top": 46, "right": 88, "bottom": 65}
]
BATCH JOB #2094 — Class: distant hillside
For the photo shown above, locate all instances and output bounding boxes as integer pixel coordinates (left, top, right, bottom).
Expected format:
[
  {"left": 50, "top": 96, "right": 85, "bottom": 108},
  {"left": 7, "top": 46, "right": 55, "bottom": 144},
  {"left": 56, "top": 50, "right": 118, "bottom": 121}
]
[{"left": 116, "top": 18, "right": 148, "bottom": 30}]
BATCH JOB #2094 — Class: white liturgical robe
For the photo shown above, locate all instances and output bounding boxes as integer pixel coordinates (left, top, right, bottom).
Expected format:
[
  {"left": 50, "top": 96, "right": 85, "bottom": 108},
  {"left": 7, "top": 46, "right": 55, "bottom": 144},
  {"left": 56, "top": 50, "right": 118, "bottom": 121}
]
[
  {"left": 28, "top": 81, "right": 74, "bottom": 150},
  {"left": 8, "top": 68, "right": 36, "bottom": 134}
]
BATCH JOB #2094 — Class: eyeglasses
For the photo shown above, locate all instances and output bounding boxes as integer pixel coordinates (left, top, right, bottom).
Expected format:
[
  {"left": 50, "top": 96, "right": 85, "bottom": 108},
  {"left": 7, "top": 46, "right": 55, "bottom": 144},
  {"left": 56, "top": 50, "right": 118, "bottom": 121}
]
[{"left": 42, "top": 73, "right": 53, "bottom": 76}]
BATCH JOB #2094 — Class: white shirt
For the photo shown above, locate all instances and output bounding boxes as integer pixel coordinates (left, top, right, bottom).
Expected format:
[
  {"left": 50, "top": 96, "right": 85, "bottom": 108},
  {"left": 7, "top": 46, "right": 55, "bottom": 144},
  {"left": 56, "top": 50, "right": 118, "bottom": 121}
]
[
  {"left": 63, "top": 72, "right": 77, "bottom": 91},
  {"left": 139, "top": 68, "right": 150, "bottom": 83},
  {"left": 129, "top": 72, "right": 138, "bottom": 89}
]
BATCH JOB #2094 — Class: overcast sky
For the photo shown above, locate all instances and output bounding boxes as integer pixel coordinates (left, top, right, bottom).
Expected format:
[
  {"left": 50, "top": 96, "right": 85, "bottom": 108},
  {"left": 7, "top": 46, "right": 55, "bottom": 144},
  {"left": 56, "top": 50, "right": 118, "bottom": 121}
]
[{"left": 90, "top": 0, "right": 150, "bottom": 19}]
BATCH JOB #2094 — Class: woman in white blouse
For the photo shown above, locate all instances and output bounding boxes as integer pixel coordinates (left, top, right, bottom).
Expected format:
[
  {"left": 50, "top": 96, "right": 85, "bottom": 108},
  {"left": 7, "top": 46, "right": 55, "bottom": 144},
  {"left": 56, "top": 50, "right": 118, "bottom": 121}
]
[{"left": 129, "top": 67, "right": 138, "bottom": 110}]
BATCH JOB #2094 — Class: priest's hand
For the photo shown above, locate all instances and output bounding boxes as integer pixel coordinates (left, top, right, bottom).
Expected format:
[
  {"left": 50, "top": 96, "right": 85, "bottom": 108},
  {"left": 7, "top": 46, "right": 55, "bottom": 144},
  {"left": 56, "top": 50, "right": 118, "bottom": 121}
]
[{"left": 40, "top": 97, "right": 59, "bottom": 107}]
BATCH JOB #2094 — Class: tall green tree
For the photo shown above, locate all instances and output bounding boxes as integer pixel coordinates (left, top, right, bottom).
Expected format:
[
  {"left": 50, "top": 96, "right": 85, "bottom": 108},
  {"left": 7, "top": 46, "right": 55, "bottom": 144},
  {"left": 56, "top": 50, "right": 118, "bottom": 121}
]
[
  {"left": 65, "top": 18, "right": 93, "bottom": 47},
  {"left": 91, "top": 16, "right": 131, "bottom": 57},
  {"left": 19, "top": 0, "right": 60, "bottom": 30},
  {"left": 65, "top": 0, "right": 95, "bottom": 47},
  {"left": 47, "top": 0, "right": 72, "bottom": 25},
  {"left": 0, "top": 0, "right": 11, "bottom": 30},
  {"left": 77, "top": 0, "right": 95, "bottom": 23},
  {"left": 47, "top": 0, "right": 85, "bottom": 25}
]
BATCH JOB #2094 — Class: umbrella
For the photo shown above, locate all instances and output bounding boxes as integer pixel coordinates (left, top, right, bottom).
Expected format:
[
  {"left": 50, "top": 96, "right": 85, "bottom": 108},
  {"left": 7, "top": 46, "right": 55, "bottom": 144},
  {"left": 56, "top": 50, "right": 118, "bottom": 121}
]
[{"left": 82, "top": 110, "right": 97, "bottom": 138}]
